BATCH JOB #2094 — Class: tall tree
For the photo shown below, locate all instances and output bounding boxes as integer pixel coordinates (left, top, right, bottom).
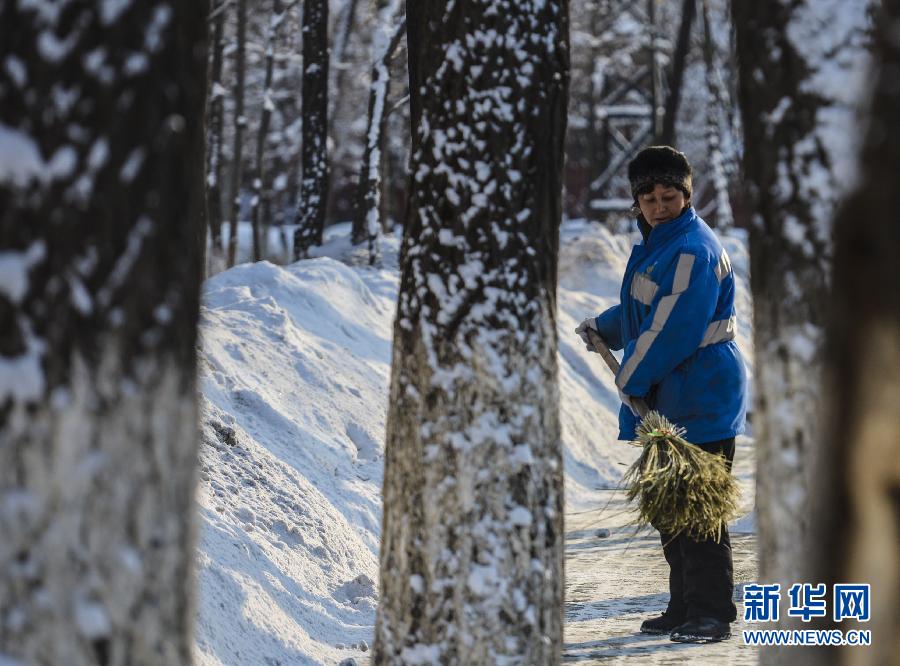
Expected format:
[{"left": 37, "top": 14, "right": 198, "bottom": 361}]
[
  {"left": 293, "top": 0, "right": 329, "bottom": 260},
  {"left": 647, "top": 0, "right": 664, "bottom": 137},
  {"left": 701, "top": 0, "right": 733, "bottom": 228},
  {"left": 324, "top": 0, "right": 361, "bottom": 229},
  {"left": 227, "top": 0, "right": 249, "bottom": 267},
  {"left": 375, "top": 0, "right": 569, "bottom": 662},
  {"left": 207, "top": 0, "right": 228, "bottom": 266},
  {"left": 0, "top": 2, "right": 208, "bottom": 664},
  {"left": 250, "top": 0, "right": 287, "bottom": 262},
  {"left": 328, "top": 0, "right": 361, "bottom": 157},
  {"left": 329, "top": 0, "right": 360, "bottom": 121},
  {"left": 379, "top": 84, "right": 410, "bottom": 234},
  {"left": 658, "top": 0, "right": 696, "bottom": 145},
  {"left": 812, "top": 1, "right": 900, "bottom": 663},
  {"left": 351, "top": 0, "right": 405, "bottom": 258},
  {"left": 731, "top": 0, "right": 869, "bottom": 654}
]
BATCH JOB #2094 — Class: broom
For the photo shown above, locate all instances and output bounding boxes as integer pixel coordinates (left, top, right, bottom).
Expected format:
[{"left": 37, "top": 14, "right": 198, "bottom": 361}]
[{"left": 585, "top": 327, "right": 739, "bottom": 541}]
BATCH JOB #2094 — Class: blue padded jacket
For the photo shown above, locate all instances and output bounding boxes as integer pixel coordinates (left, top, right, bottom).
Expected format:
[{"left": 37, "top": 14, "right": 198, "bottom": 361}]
[{"left": 595, "top": 207, "right": 747, "bottom": 443}]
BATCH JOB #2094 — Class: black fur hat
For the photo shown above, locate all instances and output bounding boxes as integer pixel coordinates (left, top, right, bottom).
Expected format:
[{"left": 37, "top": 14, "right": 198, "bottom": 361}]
[{"left": 628, "top": 146, "right": 693, "bottom": 201}]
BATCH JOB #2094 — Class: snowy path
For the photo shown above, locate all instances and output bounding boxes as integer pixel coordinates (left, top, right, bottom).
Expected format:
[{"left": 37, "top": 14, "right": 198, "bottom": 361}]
[
  {"left": 564, "top": 436, "right": 758, "bottom": 664},
  {"left": 194, "top": 223, "right": 757, "bottom": 663}
]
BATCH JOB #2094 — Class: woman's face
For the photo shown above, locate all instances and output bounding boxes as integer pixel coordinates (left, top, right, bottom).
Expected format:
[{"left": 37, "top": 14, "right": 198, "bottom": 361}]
[{"left": 637, "top": 184, "right": 688, "bottom": 227}]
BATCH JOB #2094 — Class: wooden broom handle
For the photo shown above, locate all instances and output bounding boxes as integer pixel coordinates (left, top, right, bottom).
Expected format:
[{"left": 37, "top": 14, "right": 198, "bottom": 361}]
[{"left": 586, "top": 327, "right": 650, "bottom": 418}]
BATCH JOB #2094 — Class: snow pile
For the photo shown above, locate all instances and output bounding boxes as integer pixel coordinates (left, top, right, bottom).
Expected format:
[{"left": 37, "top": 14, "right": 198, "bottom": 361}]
[
  {"left": 194, "top": 220, "right": 755, "bottom": 664},
  {"left": 196, "top": 226, "right": 396, "bottom": 664}
]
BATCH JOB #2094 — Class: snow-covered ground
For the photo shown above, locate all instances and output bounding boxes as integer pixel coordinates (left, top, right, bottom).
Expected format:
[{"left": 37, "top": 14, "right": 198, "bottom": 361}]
[{"left": 194, "top": 220, "right": 756, "bottom": 665}]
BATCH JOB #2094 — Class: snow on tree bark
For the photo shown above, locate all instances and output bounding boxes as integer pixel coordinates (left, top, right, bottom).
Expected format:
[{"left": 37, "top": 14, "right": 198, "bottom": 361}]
[
  {"left": 293, "top": 0, "right": 329, "bottom": 260},
  {"left": 809, "top": 3, "right": 900, "bottom": 663},
  {"left": 227, "top": 0, "right": 249, "bottom": 268},
  {"left": 350, "top": 0, "right": 405, "bottom": 258},
  {"left": 375, "top": 0, "right": 569, "bottom": 663},
  {"left": 701, "top": 0, "right": 733, "bottom": 229},
  {"left": 0, "top": 2, "right": 207, "bottom": 665},
  {"left": 731, "top": 0, "right": 870, "bottom": 648}
]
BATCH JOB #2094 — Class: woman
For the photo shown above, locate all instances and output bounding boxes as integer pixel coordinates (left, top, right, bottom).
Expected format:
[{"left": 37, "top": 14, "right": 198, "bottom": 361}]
[{"left": 575, "top": 146, "right": 747, "bottom": 643}]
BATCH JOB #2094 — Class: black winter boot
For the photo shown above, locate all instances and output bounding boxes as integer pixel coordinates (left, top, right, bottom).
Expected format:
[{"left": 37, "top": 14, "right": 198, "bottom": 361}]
[
  {"left": 639, "top": 612, "right": 685, "bottom": 635},
  {"left": 670, "top": 616, "right": 731, "bottom": 643}
]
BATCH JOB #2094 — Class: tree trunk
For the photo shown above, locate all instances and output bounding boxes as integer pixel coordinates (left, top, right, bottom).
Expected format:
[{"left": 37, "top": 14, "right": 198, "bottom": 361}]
[
  {"left": 811, "top": 3, "right": 900, "bottom": 663},
  {"left": 701, "top": 0, "right": 732, "bottom": 228},
  {"left": 329, "top": 0, "right": 360, "bottom": 120},
  {"left": 647, "top": 0, "right": 663, "bottom": 139},
  {"left": 584, "top": 1, "right": 605, "bottom": 223},
  {"left": 227, "top": 0, "right": 248, "bottom": 267},
  {"left": 351, "top": 0, "right": 405, "bottom": 257},
  {"left": 0, "top": 2, "right": 208, "bottom": 664},
  {"left": 658, "top": 0, "right": 696, "bottom": 146},
  {"left": 374, "top": 0, "right": 569, "bottom": 662},
  {"left": 731, "top": 0, "right": 870, "bottom": 659},
  {"left": 293, "top": 0, "right": 329, "bottom": 260},
  {"left": 207, "top": 0, "right": 228, "bottom": 266},
  {"left": 282, "top": 145, "right": 302, "bottom": 258},
  {"left": 326, "top": 0, "right": 361, "bottom": 227},
  {"left": 250, "top": 0, "right": 286, "bottom": 262},
  {"left": 404, "top": 0, "right": 427, "bottom": 143},
  {"left": 378, "top": 93, "right": 405, "bottom": 236}
]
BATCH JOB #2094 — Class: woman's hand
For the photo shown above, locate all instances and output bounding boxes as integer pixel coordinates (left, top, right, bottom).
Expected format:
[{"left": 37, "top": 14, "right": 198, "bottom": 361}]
[{"left": 575, "top": 317, "right": 600, "bottom": 352}]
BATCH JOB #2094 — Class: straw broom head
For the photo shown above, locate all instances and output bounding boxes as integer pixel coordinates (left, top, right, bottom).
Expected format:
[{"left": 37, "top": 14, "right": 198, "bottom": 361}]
[{"left": 623, "top": 411, "right": 740, "bottom": 541}]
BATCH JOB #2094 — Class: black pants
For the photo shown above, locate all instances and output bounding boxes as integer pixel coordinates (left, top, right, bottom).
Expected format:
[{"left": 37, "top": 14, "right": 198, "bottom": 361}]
[{"left": 658, "top": 437, "right": 737, "bottom": 623}]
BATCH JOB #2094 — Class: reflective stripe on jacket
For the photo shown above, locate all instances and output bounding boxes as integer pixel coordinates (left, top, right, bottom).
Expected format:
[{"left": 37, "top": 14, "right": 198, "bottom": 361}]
[{"left": 594, "top": 207, "right": 747, "bottom": 443}]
